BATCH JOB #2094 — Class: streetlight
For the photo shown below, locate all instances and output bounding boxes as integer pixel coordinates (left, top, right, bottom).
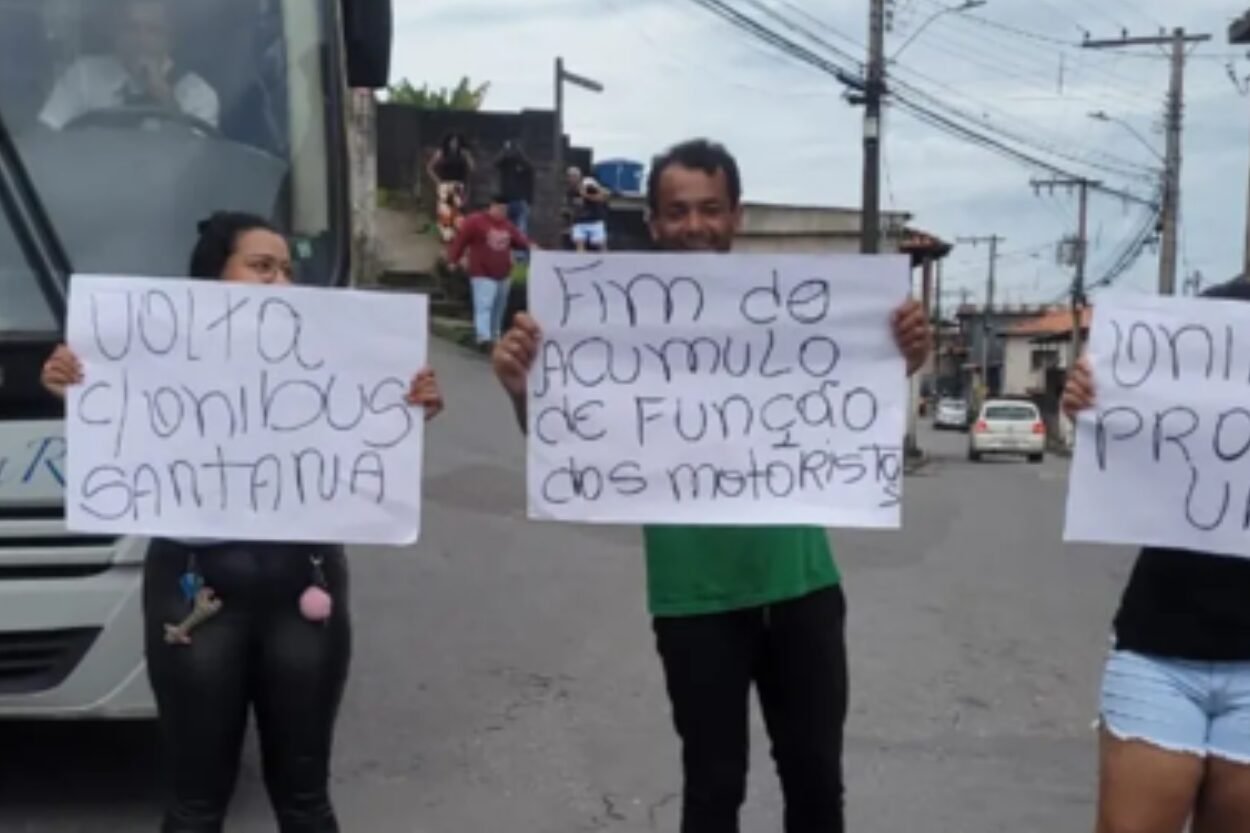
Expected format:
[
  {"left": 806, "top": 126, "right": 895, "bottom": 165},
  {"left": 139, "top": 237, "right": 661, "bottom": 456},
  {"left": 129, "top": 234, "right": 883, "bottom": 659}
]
[
  {"left": 891, "top": 0, "right": 987, "bottom": 62},
  {"left": 1088, "top": 110, "right": 1164, "bottom": 164}
]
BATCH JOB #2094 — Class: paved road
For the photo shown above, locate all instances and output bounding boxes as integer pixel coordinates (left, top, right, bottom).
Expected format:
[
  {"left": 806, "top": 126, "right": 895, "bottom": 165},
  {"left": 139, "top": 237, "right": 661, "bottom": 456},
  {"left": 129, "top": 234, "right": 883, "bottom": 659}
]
[{"left": 0, "top": 341, "right": 1137, "bottom": 832}]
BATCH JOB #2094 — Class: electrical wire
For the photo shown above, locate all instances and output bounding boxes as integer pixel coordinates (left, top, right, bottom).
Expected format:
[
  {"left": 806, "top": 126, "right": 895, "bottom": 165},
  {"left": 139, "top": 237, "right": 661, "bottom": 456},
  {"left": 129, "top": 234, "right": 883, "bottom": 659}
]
[
  {"left": 603, "top": 0, "right": 840, "bottom": 98},
  {"left": 907, "top": 0, "right": 1165, "bottom": 104},
  {"left": 758, "top": 0, "right": 1163, "bottom": 175},
  {"left": 678, "top": 0, "right": 1158, "bottom": 212},
  {"left": 715, "top": 0, "right": 1160, "bottom": 182}
]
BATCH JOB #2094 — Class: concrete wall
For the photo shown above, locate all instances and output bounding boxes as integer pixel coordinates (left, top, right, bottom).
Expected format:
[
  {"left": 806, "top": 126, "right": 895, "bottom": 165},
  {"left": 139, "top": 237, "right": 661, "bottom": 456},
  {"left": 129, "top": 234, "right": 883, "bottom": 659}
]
[
  {"left": 1002, "top": 336, "right": 1066, "bottom": 396},
  {"left": 1001, "top": 335, "right": 1036, "bottom": 396}
]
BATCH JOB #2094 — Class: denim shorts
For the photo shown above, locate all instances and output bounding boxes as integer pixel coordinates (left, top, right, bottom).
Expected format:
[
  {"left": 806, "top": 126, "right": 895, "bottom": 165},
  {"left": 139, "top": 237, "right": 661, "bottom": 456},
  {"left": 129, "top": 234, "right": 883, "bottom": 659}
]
[{"left": 1100, "top": 649, "right": 1250, "bottom": 764}]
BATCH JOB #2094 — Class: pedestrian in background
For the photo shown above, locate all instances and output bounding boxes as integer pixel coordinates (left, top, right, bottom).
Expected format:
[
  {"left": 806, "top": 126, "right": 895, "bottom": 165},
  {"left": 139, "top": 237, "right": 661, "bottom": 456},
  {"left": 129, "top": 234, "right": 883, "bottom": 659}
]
[
  {"left": 495, "top": 140, "right": 535, "bottom": 237},
  {"left": 428, "top": 133, "right": 474, "bottom": 242},
  {"left": 447, "top": 194, "right": 534, "bottom": 351},
  {"left": 564, "top": 166, "right": 610, "bottom": 252}
]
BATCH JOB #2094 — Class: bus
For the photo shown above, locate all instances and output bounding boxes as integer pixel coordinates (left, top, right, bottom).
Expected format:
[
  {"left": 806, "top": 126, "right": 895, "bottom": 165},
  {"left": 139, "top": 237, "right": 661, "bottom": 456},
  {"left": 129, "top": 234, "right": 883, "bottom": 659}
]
[{"left": 0, "top": 0, "right": 391, "bottom": 718}]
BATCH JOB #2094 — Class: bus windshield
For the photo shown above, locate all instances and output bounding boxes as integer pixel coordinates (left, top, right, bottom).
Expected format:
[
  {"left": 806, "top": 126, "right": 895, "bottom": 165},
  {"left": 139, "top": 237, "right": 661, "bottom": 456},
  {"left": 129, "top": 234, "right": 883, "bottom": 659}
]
[{"left": 0, "top": 0, "right": 343, "bottom": 341}]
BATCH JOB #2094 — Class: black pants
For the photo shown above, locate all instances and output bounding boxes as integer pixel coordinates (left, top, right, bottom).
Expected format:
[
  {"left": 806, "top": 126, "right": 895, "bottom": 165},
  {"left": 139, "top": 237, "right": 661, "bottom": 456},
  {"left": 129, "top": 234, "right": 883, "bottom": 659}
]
[
  {"left": 143, "top": 539, "right": 352, "bottom": 833},
  {"left": 654, "top": 585, "right": 848, "bottom": 833}
]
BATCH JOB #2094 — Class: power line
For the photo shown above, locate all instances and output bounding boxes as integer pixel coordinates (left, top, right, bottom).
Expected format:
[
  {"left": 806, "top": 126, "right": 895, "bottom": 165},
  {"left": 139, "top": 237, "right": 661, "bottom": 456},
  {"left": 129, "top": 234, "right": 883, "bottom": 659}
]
[
  {"left": 888, "top": 77, "right": 1158, "bottom": 182},
  {"left": 1087, "top": 205, "right": 1161, "bottom": 291},
  {"left": 759, "top": 0, "right": 1162, "bottom": 175},
  {"left": 601, "top": 0, "right": 835, "bottom": 97},
  {"left": 679, "top": 0, "right": 1157, "bottom": 207},
  {"left": 1084, "top": 28, "right": 1211, "bottom": 296},
  {"left": 908, "top": 1, "right": 1164, "bottom": 104}
]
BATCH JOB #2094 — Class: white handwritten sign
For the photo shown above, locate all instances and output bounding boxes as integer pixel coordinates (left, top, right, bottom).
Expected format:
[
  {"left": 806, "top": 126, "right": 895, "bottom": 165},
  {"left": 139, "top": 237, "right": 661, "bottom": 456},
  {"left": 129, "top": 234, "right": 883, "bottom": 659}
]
[
  {"left": 66, "top": 276, "right": 428, "bottom": 545},
  {"left": 1066, "top": 293, "right": 1250, "bottom": 557},
  {"left": 526, "top": 252, "right": 911, "bottom": 527}
]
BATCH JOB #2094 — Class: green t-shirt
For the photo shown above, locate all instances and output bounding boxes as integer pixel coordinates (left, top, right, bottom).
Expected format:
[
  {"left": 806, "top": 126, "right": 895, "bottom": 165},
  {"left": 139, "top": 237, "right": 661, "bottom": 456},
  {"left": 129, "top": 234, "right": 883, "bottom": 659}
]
[{"left": 643, "top": 525, "right": 840, "bottom": 618}]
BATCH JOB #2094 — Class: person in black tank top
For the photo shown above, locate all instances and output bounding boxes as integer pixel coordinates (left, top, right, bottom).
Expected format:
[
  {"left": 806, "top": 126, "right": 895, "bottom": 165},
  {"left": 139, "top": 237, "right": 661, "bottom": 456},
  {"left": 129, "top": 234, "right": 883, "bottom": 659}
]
[
  {"left": 1063, "top": 276, "right": 1250, "bottom": 833},
  {"left": 428, "top": 133, "right": 474, "bottom": 243},
  {"left": 427, "top": 133, "right": 474, "bottom": 188}
]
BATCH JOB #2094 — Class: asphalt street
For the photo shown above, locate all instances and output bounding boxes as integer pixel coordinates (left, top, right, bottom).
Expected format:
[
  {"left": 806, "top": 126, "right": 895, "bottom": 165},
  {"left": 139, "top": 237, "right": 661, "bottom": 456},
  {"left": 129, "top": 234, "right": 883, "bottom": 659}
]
[{"left": 0, "top": 338, "right": 1137, "bottom": 832}]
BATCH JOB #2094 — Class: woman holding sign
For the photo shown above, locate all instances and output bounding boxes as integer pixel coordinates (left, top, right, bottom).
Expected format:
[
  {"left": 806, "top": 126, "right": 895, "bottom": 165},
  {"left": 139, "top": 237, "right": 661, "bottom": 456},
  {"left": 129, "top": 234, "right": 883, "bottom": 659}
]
[
  {"left": 42, "top": 212, "right": 445, "bottom": 833},
  {"left": 1063, "top": 276, "right": 1250, "bottom": 833}
]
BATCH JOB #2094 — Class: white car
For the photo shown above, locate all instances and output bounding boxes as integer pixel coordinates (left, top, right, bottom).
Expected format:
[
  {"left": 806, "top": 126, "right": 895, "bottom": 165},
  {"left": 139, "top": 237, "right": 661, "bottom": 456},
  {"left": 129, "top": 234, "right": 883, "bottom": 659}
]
[
  {"left": 934, "top": 398, "right": 969, "bottom": 431},
  {"left": 969, "top": 399, "right": 1046, "bottom": 463}
]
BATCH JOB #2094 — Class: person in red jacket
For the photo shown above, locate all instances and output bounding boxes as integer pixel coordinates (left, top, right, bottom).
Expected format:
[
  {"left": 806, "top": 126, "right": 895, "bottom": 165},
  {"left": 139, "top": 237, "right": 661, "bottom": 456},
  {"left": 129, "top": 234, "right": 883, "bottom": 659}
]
[{"left": 448, "top": 194, "right": 534, "bottom": 350}]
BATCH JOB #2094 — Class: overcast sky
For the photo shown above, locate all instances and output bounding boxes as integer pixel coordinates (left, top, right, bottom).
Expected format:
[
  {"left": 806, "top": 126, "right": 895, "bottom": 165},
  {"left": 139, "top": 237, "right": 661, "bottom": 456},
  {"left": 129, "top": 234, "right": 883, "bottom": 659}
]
[{"left": 392, "top": 0, "right": 1249, "bottom": 308}]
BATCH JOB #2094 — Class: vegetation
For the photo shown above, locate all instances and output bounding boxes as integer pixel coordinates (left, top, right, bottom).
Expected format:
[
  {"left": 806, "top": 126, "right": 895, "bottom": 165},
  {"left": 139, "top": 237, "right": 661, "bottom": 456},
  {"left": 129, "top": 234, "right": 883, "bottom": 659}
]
[{"left": 385, "top": 77, "right": 490, "bottom": 110}]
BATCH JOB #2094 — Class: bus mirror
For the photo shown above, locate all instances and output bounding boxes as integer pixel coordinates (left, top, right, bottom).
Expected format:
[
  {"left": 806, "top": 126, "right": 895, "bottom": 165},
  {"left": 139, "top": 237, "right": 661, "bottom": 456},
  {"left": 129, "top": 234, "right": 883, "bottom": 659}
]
[{"left": 341, "top": 0, "right": 393, "bottom": 89}]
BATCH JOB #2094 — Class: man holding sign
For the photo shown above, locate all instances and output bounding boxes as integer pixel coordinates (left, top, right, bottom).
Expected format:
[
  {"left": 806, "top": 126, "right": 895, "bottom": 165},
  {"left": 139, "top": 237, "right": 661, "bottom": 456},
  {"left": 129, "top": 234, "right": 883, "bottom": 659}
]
[
  {"left": 493, "top": 139, "right": 929, "bottom": 832},
  {"left": 1063, "top": 278, "right": 1250, "bottom": 833}
]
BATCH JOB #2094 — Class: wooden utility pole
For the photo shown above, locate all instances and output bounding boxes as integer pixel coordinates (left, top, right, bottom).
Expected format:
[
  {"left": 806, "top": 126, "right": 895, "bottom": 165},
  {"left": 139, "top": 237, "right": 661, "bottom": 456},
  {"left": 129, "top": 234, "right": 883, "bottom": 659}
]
[
  {"left": 1229, "top": 12, "right": 1250, "bottom": 276},
  {"left": 1031, "top": 177, "right": 1095, "bottom": 365},
  {"left": 933, "top": 259, "right": 944, "bottom": 390},
  {"left": 861, "top": 0, "right": 886, "bottom": 253},
  {"left": 1084, "top": 28, "right": 1210, "bottom": 295},
  {"left": 957, "top": 234, "right": 1005, "bottom": 393}
]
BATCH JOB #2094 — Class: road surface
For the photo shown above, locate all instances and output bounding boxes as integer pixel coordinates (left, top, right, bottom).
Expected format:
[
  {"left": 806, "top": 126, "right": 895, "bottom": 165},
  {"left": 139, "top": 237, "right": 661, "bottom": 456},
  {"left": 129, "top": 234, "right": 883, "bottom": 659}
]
[{"left": 0, "top": 339, "right": 1136, "bottom": 832}]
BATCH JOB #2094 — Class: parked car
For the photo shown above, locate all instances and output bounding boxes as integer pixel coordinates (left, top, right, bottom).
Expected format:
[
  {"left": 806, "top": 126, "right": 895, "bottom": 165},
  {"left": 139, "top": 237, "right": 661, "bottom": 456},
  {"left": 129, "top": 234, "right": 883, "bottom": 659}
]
[
  {"left": 969, "top": 399, "right": 1046, "bottom": 463},
  {"left": 934, "top": 397, "right": 969, "bottom": 431}
]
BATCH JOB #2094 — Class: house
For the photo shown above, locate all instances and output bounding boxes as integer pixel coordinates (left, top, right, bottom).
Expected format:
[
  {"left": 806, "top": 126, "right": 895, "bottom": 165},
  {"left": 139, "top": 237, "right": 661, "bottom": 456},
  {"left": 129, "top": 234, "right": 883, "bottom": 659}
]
[
  {"left": 1001, "top": 306, "right": 1092, "bottom": 396},
  {"left": 956, "top": 304, "right": 1061, "bottom": 396}
]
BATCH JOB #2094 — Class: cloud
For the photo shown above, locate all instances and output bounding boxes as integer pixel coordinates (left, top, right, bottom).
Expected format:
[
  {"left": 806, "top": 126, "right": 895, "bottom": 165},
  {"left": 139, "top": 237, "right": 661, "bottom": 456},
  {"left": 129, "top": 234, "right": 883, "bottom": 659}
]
[{"left": 392, "top": 0, "right": 1249, "bottom": 300}]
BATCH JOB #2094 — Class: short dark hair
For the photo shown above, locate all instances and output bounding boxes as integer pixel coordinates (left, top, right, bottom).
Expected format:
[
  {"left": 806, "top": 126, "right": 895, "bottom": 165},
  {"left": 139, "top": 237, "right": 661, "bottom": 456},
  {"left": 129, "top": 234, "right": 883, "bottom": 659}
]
[
  {"left": 489, "top": 193, "right": 509, "bottom": 206},
  {"left": 189, "top": 212, "right": 278, "bottom": 279},
  {"left": 646, "top": 139, "right": 742, "bottom": 215}
]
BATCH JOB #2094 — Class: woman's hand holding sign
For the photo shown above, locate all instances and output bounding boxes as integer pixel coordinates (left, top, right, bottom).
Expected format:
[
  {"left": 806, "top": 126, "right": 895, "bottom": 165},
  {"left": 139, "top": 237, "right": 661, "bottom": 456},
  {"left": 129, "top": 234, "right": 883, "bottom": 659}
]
[
  {"left": 41, "top": 343, "right": 83, "bottom": 400},
  {"left": 1061, "top": 356, "right": 1095, "bottom": 418},
  {"left": 406, "top": 368, "right": 445, "bottom": 421}
]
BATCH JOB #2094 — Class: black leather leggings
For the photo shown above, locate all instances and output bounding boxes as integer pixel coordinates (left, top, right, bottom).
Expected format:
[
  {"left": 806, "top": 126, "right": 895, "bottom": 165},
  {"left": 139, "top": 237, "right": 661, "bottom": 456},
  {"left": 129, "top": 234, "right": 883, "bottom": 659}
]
[{"left": 143, "top": 539, "right": 351, "bottom": 833}]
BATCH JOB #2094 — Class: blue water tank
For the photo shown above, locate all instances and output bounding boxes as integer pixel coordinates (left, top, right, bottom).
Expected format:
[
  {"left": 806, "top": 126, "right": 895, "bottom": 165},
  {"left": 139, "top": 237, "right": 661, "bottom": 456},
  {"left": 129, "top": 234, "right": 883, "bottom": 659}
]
[{"left": 593, "top": 159, "right": 645, "bottom": 196}]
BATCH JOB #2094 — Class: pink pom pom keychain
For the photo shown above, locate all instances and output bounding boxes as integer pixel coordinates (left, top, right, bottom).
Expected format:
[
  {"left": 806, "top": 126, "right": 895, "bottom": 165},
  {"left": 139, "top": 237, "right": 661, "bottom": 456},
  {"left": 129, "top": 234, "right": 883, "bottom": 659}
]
[{"left": 299, "top": 554, "right": 333, "bottom": 623}]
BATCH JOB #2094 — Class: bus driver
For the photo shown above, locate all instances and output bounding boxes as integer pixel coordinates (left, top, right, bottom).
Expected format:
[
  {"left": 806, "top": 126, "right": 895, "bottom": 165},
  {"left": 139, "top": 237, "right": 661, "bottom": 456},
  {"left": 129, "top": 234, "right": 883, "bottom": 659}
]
[{"left": 39, "top": 0, "right": 219, "bottom": 131}]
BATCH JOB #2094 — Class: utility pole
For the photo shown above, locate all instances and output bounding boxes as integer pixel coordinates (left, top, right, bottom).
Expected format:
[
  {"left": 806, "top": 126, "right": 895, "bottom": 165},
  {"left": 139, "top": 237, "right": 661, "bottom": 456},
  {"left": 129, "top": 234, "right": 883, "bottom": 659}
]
[
  {"left": 553, "top": 58, "right": 604, "bottom": 185},
  {"left": 1031, "top": 177, "right": 1095, "bottom": 365},
  {"left": 1084, "top": 28, "right": 1210, "bottom": 295},
  {"left": 957, "top": 234, "right": 1004, "bottom": 396},
  {"left": 1229, "top": 12, "right": 1250, "bottom": 275},
  {"left": 861, "top": 0, "right": 886, "bottom": 253},
  {"left": 933, "top": 259, "right": 943, "bottom": 391}
]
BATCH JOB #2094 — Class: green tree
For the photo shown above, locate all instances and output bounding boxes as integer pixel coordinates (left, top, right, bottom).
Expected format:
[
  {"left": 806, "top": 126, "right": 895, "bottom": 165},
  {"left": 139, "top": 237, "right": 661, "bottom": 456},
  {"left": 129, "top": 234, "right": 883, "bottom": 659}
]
[{"left": 386, "top": 77, "right": 490, "bottom": 110}]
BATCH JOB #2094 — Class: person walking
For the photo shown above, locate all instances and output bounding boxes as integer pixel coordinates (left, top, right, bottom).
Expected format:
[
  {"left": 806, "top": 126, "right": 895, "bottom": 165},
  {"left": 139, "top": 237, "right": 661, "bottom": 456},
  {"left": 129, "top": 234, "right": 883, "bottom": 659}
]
[
  {"left": 492, "top": 139, "right": 931, "bottom": 833},
  {"left": 447, "top": 194, "right": 534, "bottom": 352},
  {"left": 41, "top": 211, "right": 445, "bottom": 833}
]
